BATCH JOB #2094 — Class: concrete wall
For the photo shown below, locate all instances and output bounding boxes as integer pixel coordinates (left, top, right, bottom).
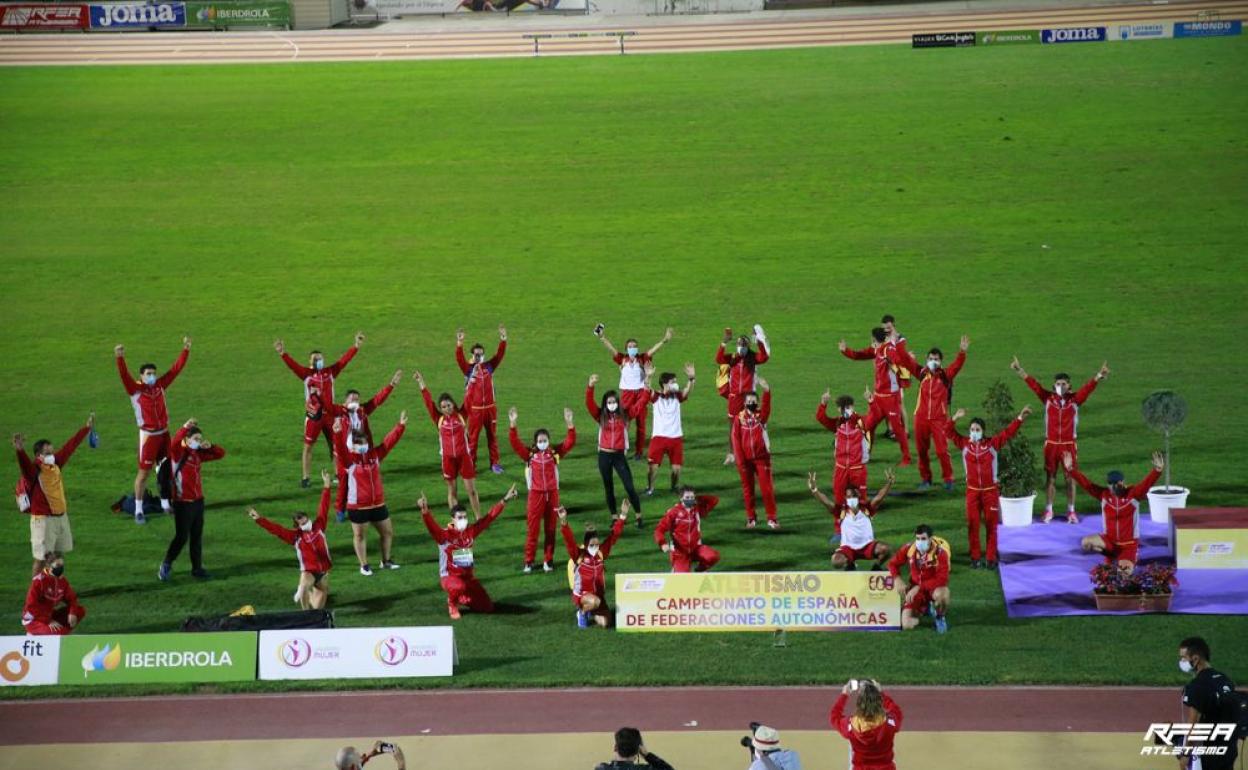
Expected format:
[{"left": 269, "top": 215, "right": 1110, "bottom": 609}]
[
  {"left": 590, "top": 0, "right": 762, "bottom": 14},
  {"left": 292, "top": 0, "right": 349, "bottom": 28}
]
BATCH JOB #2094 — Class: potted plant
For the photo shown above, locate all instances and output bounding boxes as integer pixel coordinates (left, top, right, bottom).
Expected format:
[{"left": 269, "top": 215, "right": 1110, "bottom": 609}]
[
  {"left": 1142, "top": 390, "right": 1189, "bottom": 524},
  {"left": 983, "top": 379, "right": 1040, "bottom": 526},
  {"left": 1090, "top": 562, "right": 1177, "bottom": 612}
]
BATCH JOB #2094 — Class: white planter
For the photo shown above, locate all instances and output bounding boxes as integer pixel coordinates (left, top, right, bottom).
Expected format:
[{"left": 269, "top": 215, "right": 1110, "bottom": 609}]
[
  {"left": 1147, "top": 486, "right": 1190, "bottom": 524},
  {"left": 1000, "top": 493, "right": 1036, "bottom": 527}
]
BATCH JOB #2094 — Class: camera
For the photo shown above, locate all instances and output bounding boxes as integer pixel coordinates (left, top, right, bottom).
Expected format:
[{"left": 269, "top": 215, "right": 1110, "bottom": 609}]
[
  {"left": 740, "top": 721, "right": 762, "bottom": 749},
  {"left": 593, "top": 323, "right": 605, "bottom": 337}
]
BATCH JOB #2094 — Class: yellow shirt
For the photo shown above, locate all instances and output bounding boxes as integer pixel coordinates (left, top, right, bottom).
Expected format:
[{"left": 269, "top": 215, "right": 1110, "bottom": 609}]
[{"left": 38, "top": 464, "right": 68, "bottom": 515}]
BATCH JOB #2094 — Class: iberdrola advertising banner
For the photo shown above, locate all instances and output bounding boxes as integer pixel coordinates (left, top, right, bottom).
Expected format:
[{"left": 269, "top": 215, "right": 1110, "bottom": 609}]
[
  {"left": 615, "top": 571, "right": 901, "bottom": 633},
  {"left": 184, "top": 0, "right": 290, "bottom": 27},
  {"left": 59, "top": 633, "right": 257, "bottom": 685}
]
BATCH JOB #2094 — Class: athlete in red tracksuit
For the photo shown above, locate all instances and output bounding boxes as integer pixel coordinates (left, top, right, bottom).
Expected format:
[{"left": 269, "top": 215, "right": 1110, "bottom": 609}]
[
  {"left": 731, "top": 383, "right": 778, "bottom": 528},
  {"left": 597, "top": 327, "right": 673, "bottom": 460},
  {"left": 655, "top": 489, "right": 720, "bottom": 573},
  {"left": 250, "top": 469, "right": 334, "bottom": 609},
  {"left": 1067, "top": 451, "right": 1163, "bottom": 571},
  {"left": 274, "top": 332, "right": 363, "bottom": 487},
  {"left": 13, "top": 416, "right": 92, "bottom": 576},
  {"left": 587, "top": 375, "right": 644, "bottom": 524},
  {"left": 561, "top": 505, "right": 628, "bottom": 628},
  {"left": 946, "top": 407, "right": 1031, "bottom": 568},
  {"left": 327, "top": 372, "right": 399, "bottom": 520},
  {"left": 416, "top": 371, "right": 481, "bottom": 521},
  {"left": 816, "top": 393, "right": 871, "bottom": 504},
  {"left": 21, "top": 555, "right": 85, "bottom": 636},
  {"left": 830, "top": 681, "right": 904, "bottom": 770},
  {"left": 332, "top": 412, "right": 406, "bottom": 576},
  {"left": 887, "top": 525, "right": 951, "bottom": 632},
  {"left": 840, "top": 328, "right": 912, "bottom": 465},
  {"left": 419, "top": 485, "right": 518, "bottom": 619},
  {"left": 899, "top": 336, "right": 967, "bottom": 490},
  {"left": 115, "top": 338, "right": 190, "bottom": 521},
  {"left": 508, "top": 406, "right": 576, "bottom": 572},
  {"left": 716, "top": 325, "right": 769, "bottom": 464},
  {"left": 455, "top": 326, "right": 507, "bottom": 473},
  {"left": 159, "top": 419, "right": 226, "bottom": 581},
  {"left": 1011, "top": 356, "right": 1109, "bottom": 523}
]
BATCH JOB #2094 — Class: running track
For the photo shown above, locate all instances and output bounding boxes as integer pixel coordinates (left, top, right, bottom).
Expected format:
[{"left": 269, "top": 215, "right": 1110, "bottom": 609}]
[
  {"left": 0, "top": 0, "right": 1245, "bottom": 65},
  {"left": 0, "top": 685, "right": 1180, "bottom": 744}
]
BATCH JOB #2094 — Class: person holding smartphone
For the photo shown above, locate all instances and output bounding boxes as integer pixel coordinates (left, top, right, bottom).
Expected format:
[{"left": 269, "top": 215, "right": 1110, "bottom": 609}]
[{"left": 335, "top": 740, "right": 405, "bottom": 770}]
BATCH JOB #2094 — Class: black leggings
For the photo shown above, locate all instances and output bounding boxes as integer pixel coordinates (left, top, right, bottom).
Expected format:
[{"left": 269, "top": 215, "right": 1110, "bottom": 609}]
[
  {"left": 598, "top": 451, "right": 642, "bottom": 515},
  {"left": 164, "top": 498, "right": 205, "bottom": 570}
]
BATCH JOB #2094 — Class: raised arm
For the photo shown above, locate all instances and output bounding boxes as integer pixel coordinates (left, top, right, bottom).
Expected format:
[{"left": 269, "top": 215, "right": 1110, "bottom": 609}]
[
  {"left": 599, "top": 333, "right": 620, "bottom": 358},
  {"left": 327, "top": 334, "right": 362, "bottom": 376},
  {"left": 882, "top": 692, "right": 904, "bottom": 732},
  {"left": 807, "top": 472, "right": 838, "bottom": 514},
  {"left": 600, "top": 515, "right": 628, "bottom": 558},
  {"left": 14, "top": 434, "right": 36, "bottom": 479},
  {"left": 759, "top": 388, "right": 772, "bottom": 422},
  {"left": 946, "top": 341, "right": 968, "bottom": 379},
  {"left": 279, "top": 351, "right": 312, "bottom": 378},
  {"left": 471, "top": 486, "right": 516, "bottom": 537},
  {"left": 557, "top": 425, "right": 576, "bottom": 456},
  {"left": 507, "top": 425, "right": 531, "bottom": 461},
  {"left": 1022, "top": 374, "right": 1051, "bottom": 402},
  {"left": 116, "top": 348, "right": 139, "bottom": 395},
  {"left": 584, "top": 381, "right": 601, "bottom": 420},
  {"left": 647, "top": 327, "right": 673, "bottom": 358},
  {"left": 365, "top": 377, "right": 398, "bottom": 413},
  {"left": 419, "top": 498, "right": 448, "bottom": 544},
  {"left": 815, "top": 395, "right": 838, "bottom": 430},
  {"left": 454, "top": 337, "right": 471, "bottom": 374},
  {"left": 560, "top": 519, "right": 580, "bottom": 560},
  {"left": 199, "top": 442, "right": 226, "bottom": 463},
  {"left": 487, "top": 338, "right": 507, "bottom": 369},
  {"left": 375, "top": 417, "right": 407, "bottom": 461},
  {"left": 1067, "top": 465, "right": 1104, "bottom": 498},
  {"left": 945, "top": 414, "right": 969, "bottom": 450},
  {"left": 989, "top": 409, "right": 1029, "bottom": 449},
  {"left": 697, "top": 494, "right": 720, "bottom": 516},
  {"left": 253, "top": 513, "right": 298, "bottom": 545},
  {"left": 158, "top": 345, "right": 190, "bottom": 389},
  {"left": 869, "top": 468, "right": 897, "bottom": 509},
  {"left": 54, "top": 423, "right": 91, "bottom": 466},
  {"left": 315, "top": 481, "right": 331, "bottom": 531},
  {"left": 1073, "top": 366, "right": 1106, "bottom": 405},
  {"left": 754, "top": 339, "right": 769, "bottom": 364},
  {"left": 1131, "top": 455, "right": 1164, "bottom": 499},
  {"left": 420, "top": 386, "right": 441, "bottom": 424},
  {"left": 840, "top": 343, "right": 874, "bottom": 361},
  {"left": 829, "top": 693, "right": 854, "bottom": 739}
]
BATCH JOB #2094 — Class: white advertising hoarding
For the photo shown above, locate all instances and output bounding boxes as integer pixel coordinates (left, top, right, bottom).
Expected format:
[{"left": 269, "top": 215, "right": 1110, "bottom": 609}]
[
  {"left": 0, "top": 636, "right": 60, "bottom": 687},
  {"left": 258, "top": 627, "right": 455, "bottom": 680}
]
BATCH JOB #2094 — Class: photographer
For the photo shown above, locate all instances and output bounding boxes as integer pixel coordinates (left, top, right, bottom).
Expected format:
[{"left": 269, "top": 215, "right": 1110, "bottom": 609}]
[
  {"left": 335, "top": 740, "right": 405, "bottom": 770},
  {"left": 742, "top": 724, "right": 801, "bottom": 769},
  {"left": 595, "top": 727, "right": 674, "bottom": 769},
  {"left": 830, "top": 679, "right": 902, "bottom": 770}
]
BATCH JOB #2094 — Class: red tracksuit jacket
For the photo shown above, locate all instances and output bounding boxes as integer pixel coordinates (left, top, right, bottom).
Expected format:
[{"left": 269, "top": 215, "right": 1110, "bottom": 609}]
[
  {"left": 841, "top": 341, "right": 908, "bottom": 395},
  {"left": 903, "top": 350, "right": 965, "bottom": 422},
  {"left": 22, "top": 571, "right": 84, "bottom": 629},
  {"left": 334, "top": 422, "right": 404, "bottom": 510},
  {"left": 654, "top": 495, "right": 720, "bottom": 553},
  {"left": 325, "top": 384, "right": 393, "bottom": 445},
  {"left": 281, "top": 347, "right": 357, "bottom": 416},
  {"left": 15, "top": 425, "right": 89, "bottom": 515},
  {"left": 586, "top": 385, "right": 631, "bottom": 452},
  {"left": 422, "top": 501, "right": 506, "bottom": 578},
  {"left": 118, "top": 350, "right": 188, "bottom": 431},
  {"left": 715, "top": 342, "right": 769, "bottom": 397},
  {"left": 887, "top": 540, "right": 950, "bottom": 589},
  {"left": 830, "top": 691, "right": 904, "bottom": 770},
  {"left": 256, "top": 487, "right": 332, "bottom": 573},
  {"left": 421, "top": 388, "right": 470, "bottom": 458},
  {"left": 564, "top": 518, "right": 626, "bottom": 599},
  {"left": 1071, "top": 467, "right": 1160, "bottom": 543},
  {"left": 1024, "top": 375, "right": 1098, "bottom": 443},
  {"left": 946, "top": 418, "right": 1023, "bottom": 489},
  {"left": 731, "top": 392, "right": 772, "bottom": 460},
  {"left": 456, "top": 341, "right": 506, "bottom": 408},
  {"left": 509, "top": 427, "right": 575, "bottom": 492},
  {"left": 167, "top": 426, "right": 226, "bottom": 503},
  {"left": 815, "top": 404, "right": 869, "bottom": 467}
]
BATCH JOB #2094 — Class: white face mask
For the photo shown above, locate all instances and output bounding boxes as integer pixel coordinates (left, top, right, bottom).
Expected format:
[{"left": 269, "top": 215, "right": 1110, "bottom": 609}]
[
  {"left": 606, "top": 402, "right": 618, "bottom": 413},
  {"left": 626, "top": 346, "right": 639, "bottom": 356},
  {"left": 842, "top": 407, "right": 854, "bottom": 418},
  {"left": 916, "top": 539, "right": 931, "bottom": 553},
  {"left": 737, "top": 345, "right": 748, "bottom": 355},
  {"left": 587, "top": 545, "right": 600, "bottom": 557},
  {"left": 354, "top": 443, "right": 369, "bottom": 454},
  {"left": 667, "top": 382, "right": 680, "bottom": 393},
  {"left": 1055, "top": 383, "right": 1068, "bottom": 395},
  {"left": 536, "top": 439, "right": 550, "bottom": 451},
  {"left": 927, "top": 359, "right": 940, "bottom": 371},
  {"left": 1179, "top": 659, "right": 1193, "bottom": 674},
  {"left": 846, "top": 497, "right": 860, "bottom": 510},
  {"left": 142, "top": 373, "right": 157, "bottom": 386},
  {"left": 187, "top": 439, "right": 202, "bottom": 451},
  {"left": 40, "top": 454, "right": 56, "bottom": 466},
  {"left": 313, "top": 359, "right": 324, "bottom": 370},
  {"left": 299, "top": 520, "right": 313, "bottom": 532},
  {"left": 346, "top": 401, "right": 360, "bottom": 411},
  {"left": 453, "top": 518, "right": 468, "bottom": 532},
  {"left": 969, "top": 429, "right": 983, "bottom": 441},
  {"left": 473, "top": 352, "right": 484, "bottom": 363}
]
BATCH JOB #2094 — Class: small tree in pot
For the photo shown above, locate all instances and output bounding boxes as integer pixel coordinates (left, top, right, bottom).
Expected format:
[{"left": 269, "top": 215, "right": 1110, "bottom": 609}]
[
  {"left": 983, "top": 379, "right": 1040, "bottom": 498},
  {"left": 1142, "top": 390, "right": 1187, "bottom": 493}
]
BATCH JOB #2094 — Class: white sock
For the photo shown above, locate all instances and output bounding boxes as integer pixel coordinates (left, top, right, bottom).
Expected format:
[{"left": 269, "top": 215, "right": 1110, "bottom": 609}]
[
  {"left": 135, "top": 498, "right": 144, "bottom": 516},
  {"left": 1067, "top": 505, "right": 1076, "bottom": 513},
  {"left": 160, "top": 498, "right": 172, "bottom": 512},
  {"left": 1044, "top": 504, "right": 1053, "bottom": 513}
]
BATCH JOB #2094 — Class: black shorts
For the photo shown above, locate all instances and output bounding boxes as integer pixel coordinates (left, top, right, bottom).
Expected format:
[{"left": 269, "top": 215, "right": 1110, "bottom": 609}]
[
  {"left": 309, "top": 571, "right": 328, "bottom": 585},
  {"left": 348, "top": 505, "right": 389, "bottom": 524}
]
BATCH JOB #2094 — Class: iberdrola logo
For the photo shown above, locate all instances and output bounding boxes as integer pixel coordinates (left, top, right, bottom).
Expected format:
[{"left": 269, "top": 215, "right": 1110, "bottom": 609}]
[{"left": 81, "top": 643, "right": 122, "bottom": 678}]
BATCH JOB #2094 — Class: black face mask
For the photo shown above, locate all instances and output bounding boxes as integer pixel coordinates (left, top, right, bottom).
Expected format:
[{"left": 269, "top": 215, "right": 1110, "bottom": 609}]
[
  {"left": 746, "top": 403, "right": 760, "bottom": 412},
  {"left": 50, "top": 565, "right": 64, "bottom": 577},
  {"left": 1112, "top": 484, "right": 1129, "bottom": 496}
]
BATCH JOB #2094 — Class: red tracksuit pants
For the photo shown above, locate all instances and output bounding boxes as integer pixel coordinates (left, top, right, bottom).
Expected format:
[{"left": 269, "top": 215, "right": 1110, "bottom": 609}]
[
  {"left": 915, "top": 415, "right": 953, "bottom": 484},
  {"left": 468, "top": 404, "right": 500, "bottom": 467},
  {"left": 524, "top": 490, "right": 559, "bottom": 565},
  {"left": 834, "top": 463, "right": 867, "bottom": 504},
  {"left": 24, "top": 606, "right": 84, "bottom": 636},
  {"left": 966, "top": 486, "right": 1001, "bottom": 561},
  {"left": 671, "top": 544, "right": 720, "bottom": 573},
  {"left": 866, "top": 392, "right": 911, "bottom": 464},
  {"left": 736, "top": 456, "right": 777, "bottom": 523},
  {"left": 442, "top": 574, "right": 494, "bottom": 612},
  {"left": 621, "top": 388, "right": 649, "bottom": 456}
]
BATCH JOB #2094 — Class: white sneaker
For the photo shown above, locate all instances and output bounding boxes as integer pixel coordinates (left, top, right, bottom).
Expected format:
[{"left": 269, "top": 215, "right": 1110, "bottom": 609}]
[
  {"left": 542, "top": 561, "right": 554, "bottom": 573},
  {"left": 723, "top": 453, "right": 735, "bottom": 466},
  {"left": 160, "top": 498, "right": 172, "bottom": 513},
  {"left": 359, "top": 564, "right": 374, "bottom": 576},
  {"left": 1066, "top": 512, "right": 1079, "bottom": 524},
  {"left": 523, "top": 563, "right": 533, "bottom": 574},
  {"left": 381, "top": 560, "right": 401, "bottom": 570},
  {"left": 1042, "top": 509, "right": 1054, "bottom": 524},
  {"left": 767, "top": 520, "right": 780, "bottom": 530},
  {"left": 293, "top": 588, "right": 304, "bottom": 605}
]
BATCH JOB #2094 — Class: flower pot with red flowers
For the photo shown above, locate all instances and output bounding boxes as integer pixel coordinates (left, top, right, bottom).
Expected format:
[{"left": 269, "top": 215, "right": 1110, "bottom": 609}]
[{"left": 1090, "top": 562, "right": 1177, "bottom": 612}]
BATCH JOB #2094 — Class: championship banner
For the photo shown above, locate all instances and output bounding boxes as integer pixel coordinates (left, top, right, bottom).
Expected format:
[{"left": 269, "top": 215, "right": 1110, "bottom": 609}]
[
  {"left": 0, "top": 636, "right": 60, "bottom": 687},
  {"left": 59, "top": 632, "right": 257, "bottom": 685},
  {"left": 258, "top": 627, "right": 456, "bottom": 681},
  {"left": 348, "top": 0, "right": 585, "bottom": 18},
  {"left": 0, "top": 4, "right": 89, "bottom": 29},
  {"left": 615, "top": 571, "right": 901, "bottom": 633},
  {"left": 184, "top": 0, "right": 289, "bottom": 27}
]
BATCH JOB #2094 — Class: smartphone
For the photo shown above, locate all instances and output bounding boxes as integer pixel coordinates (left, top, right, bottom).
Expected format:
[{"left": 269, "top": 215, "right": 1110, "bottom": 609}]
[
  {"left": 378, "top": 742, "right": 396, "bottom": 754},
  {"left": 593, "top": 323, "right": 605, "bottom": 337},
  {"left": 849, "top": 679, "right": 859, "bottom": 691}
]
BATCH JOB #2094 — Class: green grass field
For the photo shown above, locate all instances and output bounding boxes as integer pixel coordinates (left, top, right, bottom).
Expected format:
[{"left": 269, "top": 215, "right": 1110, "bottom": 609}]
[{"left": 2, "top": 37, "right": 1246, "bottom": 698}]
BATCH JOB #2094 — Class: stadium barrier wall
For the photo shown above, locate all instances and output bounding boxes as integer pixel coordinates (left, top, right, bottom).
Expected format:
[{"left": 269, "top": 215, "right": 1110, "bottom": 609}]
[{"left": 0, "top": 1, "right": 293, "bottom": 31}]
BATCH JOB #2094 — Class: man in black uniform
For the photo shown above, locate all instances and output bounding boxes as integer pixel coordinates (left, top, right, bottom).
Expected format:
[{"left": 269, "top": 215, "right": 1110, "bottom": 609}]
[
  {"left": 1179, "top": 636, "right": 1238, "bottom": 770},
  {"left": 594, "top": 727, "right": 674, "bottom": 770}
]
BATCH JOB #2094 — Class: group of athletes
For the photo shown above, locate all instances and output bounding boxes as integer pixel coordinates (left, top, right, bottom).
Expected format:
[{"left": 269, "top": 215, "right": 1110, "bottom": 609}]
[{"left": 16, "top": 315, "right": 1165, "bottom": 636}]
